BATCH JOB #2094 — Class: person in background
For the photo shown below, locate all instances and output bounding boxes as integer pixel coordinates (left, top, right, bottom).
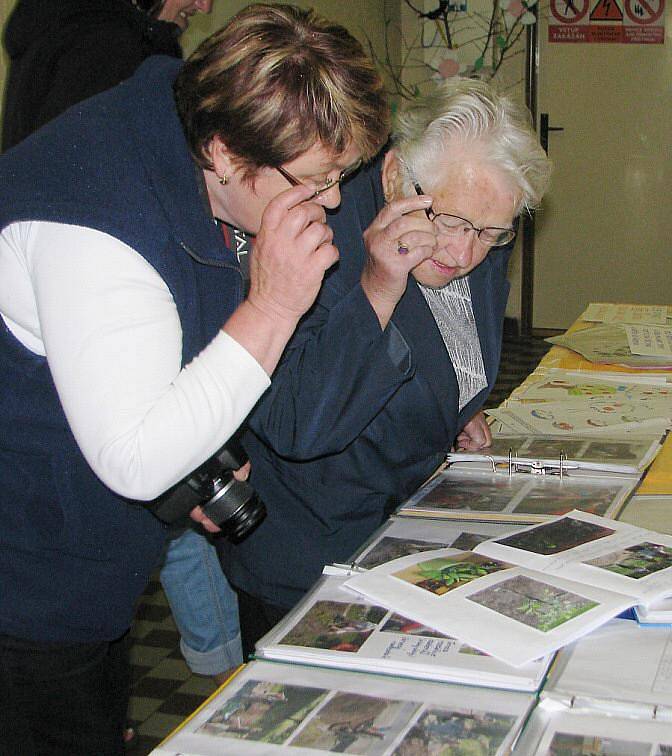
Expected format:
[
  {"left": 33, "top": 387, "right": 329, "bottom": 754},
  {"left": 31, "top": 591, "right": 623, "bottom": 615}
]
[
  {"left": 2, "top": 0, "right": 213, "bottom": 152},
  {"left": 0, "top": 5, "right": 389, "bottom": 754},
  {"left": 2, "top": 0, "right": 242, "bottom": 701},
  {"left": 218, "top": 77, "right": 552, "bottom": 656}
]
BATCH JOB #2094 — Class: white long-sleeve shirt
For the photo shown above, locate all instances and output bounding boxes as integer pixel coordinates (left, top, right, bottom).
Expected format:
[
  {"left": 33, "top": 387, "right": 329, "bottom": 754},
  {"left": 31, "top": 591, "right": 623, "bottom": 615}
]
[{"left": 0, "top": 220, "right": 270, "bottom": 500}]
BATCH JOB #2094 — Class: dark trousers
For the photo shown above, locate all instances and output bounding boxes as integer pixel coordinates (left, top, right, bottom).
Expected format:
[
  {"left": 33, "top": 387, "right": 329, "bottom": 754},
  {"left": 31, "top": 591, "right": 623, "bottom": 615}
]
[
  {"left": 236, "top": 589, "right": 289, "bottom": 660},
  {"left": 0, "top": 631, "right": 131, "bottom": 756}
]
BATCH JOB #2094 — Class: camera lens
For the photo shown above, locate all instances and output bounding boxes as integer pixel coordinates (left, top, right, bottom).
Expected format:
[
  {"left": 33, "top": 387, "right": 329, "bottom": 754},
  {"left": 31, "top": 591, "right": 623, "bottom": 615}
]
[{"left": 200, "top": 476, "right": 266, "bottom": 543}]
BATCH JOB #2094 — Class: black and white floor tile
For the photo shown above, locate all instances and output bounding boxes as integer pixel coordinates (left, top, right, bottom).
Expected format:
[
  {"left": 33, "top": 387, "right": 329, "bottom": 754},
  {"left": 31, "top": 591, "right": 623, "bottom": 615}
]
[{"left": 125, "top": 333, "right": 553, "bottom": 754}]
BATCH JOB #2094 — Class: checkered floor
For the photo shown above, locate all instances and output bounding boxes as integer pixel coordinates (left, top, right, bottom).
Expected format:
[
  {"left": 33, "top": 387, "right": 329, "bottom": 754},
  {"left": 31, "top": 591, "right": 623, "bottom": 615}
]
[{"left": 125, "top": 333, "right": 553, "bottom": 754}]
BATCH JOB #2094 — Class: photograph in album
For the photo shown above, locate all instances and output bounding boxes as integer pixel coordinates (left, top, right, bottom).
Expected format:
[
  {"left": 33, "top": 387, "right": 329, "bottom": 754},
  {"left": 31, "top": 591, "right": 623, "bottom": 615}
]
[{"left": 255, "top": 575, "right": 553, "bottom": 692}]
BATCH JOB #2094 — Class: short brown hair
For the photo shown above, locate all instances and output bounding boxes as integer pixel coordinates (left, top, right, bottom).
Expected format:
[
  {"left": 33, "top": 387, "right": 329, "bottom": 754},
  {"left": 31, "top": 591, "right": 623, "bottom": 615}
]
[{"left": 174, "top": 4, "right": 390, "bottom": 177}]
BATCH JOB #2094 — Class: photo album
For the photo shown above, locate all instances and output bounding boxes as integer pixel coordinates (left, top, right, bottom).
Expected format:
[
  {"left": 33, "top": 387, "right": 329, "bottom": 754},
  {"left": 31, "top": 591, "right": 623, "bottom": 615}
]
[
  {"left": 152, "top": 659, "right": 536, "bottom": 756},
  {"left": 255, "top": 573, "right": 553, "bottom": 692},
  {"left": 342, "top": 511, "right": 672, "bottom": 667},
  {"left": 514, "top": 618, "right": 672, "bottom": 754},
  {"left": 396, "top": 466, "right": 638, "bottom": 523},
  {"left": 445, "top": 432, "right": 663, "bottom": 475}
]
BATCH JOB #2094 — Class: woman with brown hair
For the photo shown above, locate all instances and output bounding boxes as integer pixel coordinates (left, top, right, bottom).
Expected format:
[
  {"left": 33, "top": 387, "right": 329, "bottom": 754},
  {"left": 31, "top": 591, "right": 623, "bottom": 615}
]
[{"left": 0, "top": 5, "right": 390, "bottom": 753}]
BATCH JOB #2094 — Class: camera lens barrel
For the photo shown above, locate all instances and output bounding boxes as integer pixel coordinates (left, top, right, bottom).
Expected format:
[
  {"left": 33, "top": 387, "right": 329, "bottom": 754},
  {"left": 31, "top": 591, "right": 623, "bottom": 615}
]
[{"left": 201, "top": 477, "right": 266, "bottom": 543}]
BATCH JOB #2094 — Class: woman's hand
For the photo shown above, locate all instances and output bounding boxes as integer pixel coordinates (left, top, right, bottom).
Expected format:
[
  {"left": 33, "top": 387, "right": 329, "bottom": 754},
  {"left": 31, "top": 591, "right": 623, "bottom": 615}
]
[
  {"left": 455, "top": 411, "right": 492, "bottom": 451},
  {"left": 248, "top": 183, "right": 338, "bottom": 326},
  {"left": 224, "top": 183, "right": 338, "bottom": 375},
  {"left": 188, "top": 461, "right": 252, "bottom": 534},
  {"left": 361, "top": 194, "right": 436, "bottom": 328}
]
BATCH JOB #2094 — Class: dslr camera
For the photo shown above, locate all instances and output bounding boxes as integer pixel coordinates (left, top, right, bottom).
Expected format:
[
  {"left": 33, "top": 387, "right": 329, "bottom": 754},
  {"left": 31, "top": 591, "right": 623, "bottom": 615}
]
[{"left": 148, "top": 430, "right": 265, "bottom": 543}]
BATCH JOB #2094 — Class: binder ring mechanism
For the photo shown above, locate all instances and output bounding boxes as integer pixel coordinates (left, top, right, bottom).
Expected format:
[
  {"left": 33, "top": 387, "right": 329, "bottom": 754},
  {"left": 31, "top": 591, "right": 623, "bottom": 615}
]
[{"left": 484, "top": 450, "right": 580, "bottom": 479}]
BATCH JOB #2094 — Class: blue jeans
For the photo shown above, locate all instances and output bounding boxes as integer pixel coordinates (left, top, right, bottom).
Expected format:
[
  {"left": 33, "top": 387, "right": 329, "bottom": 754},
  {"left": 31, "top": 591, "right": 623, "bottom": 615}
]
[{"left": 159, "top": 528, "right": 242, "bottom": 676}]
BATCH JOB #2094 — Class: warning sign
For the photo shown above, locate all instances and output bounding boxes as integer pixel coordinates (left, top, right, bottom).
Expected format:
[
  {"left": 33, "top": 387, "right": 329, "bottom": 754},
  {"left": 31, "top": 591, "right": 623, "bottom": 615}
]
[
  {"left": 551, "top": 0, "right": 590, "bottom": 22},
  {"left": 625, "top": 0, "right": 664, "bottom": 23},
  {"left": 549, "top": 0, "right": 664, "bottom": 41},
  {"left": 590, "top": 0, "right": 623, "bottom": 20}
]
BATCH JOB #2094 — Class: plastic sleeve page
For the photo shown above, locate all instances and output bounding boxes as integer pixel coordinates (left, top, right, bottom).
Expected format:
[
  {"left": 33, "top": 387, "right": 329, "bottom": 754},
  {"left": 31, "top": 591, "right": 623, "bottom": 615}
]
[
  {"left": 474, "top": 510, "right": 672, "bottom": 606},
  {"left": 514, "top": 705, "right": 672, "bottom": 755},
  {"left": 342, "top": 547, "right": 633, "bottom": 668},
  {"left": 255, "top": 574, "right": 551, "bottom": 692},
  {"left": 542, "top": 618, "right": 672, "bottom": 709},
  {"left": 152, "top": 659, "right": 534, "bottom": 756}
]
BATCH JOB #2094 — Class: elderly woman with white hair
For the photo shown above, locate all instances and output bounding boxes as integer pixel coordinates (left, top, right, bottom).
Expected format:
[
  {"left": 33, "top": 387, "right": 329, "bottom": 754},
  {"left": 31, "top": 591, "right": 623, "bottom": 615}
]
[{"left": 217, "top": 77, "right": 552, "bottom": 655}]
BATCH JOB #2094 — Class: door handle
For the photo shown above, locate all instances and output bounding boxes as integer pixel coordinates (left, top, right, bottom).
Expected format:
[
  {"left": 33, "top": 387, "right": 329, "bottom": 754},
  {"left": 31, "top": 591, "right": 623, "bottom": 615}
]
[{"left": 539, "top": 113, "right": 564, "bottom": 154}]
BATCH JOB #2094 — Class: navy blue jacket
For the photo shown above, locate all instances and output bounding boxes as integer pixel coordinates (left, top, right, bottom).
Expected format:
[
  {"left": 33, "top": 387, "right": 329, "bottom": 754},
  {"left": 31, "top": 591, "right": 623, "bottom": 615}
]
[
  {"left": 0, "top": 57, "right": 244, "bottom": 642},
  {"left": 219, "top": 158, "right": 512, "bottom": 609}
]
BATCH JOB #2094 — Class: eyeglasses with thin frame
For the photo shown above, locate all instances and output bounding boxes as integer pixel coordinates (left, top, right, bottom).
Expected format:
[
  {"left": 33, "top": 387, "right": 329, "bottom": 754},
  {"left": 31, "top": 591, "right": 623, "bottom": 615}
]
[
  {"left": 413, "top": 182, "right": 515, "bottom": 248},
  {"left": 275, "top": 159, "right": 363, "bottom": 199}
]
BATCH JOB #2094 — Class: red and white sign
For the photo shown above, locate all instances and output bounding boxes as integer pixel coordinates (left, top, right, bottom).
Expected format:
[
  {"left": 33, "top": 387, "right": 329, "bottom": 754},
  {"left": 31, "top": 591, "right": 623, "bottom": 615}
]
[{"left": 549, "top": 0, "right": 664, "bottom": 41}]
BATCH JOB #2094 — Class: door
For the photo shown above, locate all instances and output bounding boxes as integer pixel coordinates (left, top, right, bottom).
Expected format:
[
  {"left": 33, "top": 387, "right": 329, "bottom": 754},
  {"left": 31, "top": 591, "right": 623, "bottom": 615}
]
[{"left": 533, "top": 8, "right": 672, "bottom": 329}]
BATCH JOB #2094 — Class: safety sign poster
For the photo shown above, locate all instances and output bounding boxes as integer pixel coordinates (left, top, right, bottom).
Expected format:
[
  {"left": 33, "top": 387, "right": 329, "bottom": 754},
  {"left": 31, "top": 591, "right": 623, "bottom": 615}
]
[{"left": 549, "top": 0, "right": 665, "bottom": 42}]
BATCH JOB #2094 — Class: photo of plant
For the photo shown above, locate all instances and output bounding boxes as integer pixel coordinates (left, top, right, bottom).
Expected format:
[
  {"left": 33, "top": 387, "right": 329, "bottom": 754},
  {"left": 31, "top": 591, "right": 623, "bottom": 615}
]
[
  {"left": 495, "top": 517, "right": 615, "bottom": 555},
  {"left": 512, "top": 483, "right": 621, "bottom": 518},
  {"left": 584, "top": 440, "right": 639, "bottom": 461},
  {"left": 393, "top": 706, "right": 516, "bottom": 755},
  {"left": 279, "top": 600, "right": 387, "bottom": 653},
  {"left": 548, "top": 731, "right": 651, "bottom": 755},
  {"left": 450, "top": 531, "right": 491, "bottom": 551},
  {"left": 288, "top": 691, "right": 418, "bottom": 754},
  {"left": 523, "top": 438, "right": 586, "bottom": 459},
  {"left": 585, "top": 542, "right": 672, "bottom": 579},
  {"left": 416, "top": 478, "right": 524, "bottom": 513},
  {"left": 358, "top": 537, "right": 449, "bottom": 569},
  {"left": 467, "top": 575, "right": 598, "bottom": 632},
  {"left": 198, "top": 680, "right": 328, "bottom": 744},
  {"left": 380, "top": 612, "right": 452, "bottom": 640},
  {"left": 393, "top": 554, "right": 510, "bottom": 596}
]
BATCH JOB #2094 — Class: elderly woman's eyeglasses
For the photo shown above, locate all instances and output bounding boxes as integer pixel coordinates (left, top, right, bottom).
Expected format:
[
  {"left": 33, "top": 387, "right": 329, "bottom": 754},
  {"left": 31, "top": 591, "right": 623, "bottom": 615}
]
[
  {"left": 413, "top": 182, "right": 515, "bottom": 248},
  {"left": 276, "top": 159, "right": 363, "bottom": 199}
]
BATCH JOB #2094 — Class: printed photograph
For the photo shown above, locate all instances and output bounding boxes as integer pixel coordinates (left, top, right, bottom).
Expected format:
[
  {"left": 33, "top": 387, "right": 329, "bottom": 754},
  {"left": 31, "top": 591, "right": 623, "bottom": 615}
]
[
  {"left": 279, "top": 600, "right": 387, "bottom": 653},
  {"left": 585, "top": 541, "right": 672, "bottom": 579},
  {"left": 524, "top": 438, "right": 586, "bottom": 459},
  {"left": 358, "top": 537, "right": 450, "bottom": 569},
  {"left": 413, "top": 478, "right": 524, "bottom": 513},
  {"left": 380, "top": 612, "right": 452, "bottom": 639},
  {"left": 494, "top": 517, "right": 615, "bottom": 555},
  {"left": 547, "top": 731, "right": 652, "bottom": 755},
  {"left": 288, "top": 691, "right": 418, "bottom": 754},
  {"left": 450, "top": 532, "right": 492, "bottom": 551},
  {"left": 467, "top": 575, "right": 598, "bottom": 632},
  {"left": 198, "top": 680, "right": 328, "bottom": 744},
  {"left": 512, "top": 482, "right": 621, "bottom": 518},
  {"left": 583, "top": 440, "right": 640, "bottom": 462},
  {"left": 393, "top": 706, "right": 516, "bottom": 756},
  {"left": 393, "top": 554, "right": 510, "bottom": 596}
]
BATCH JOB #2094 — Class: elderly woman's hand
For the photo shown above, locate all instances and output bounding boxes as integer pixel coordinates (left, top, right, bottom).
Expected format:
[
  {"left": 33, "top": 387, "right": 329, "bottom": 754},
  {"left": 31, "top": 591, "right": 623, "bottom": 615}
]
[
  {"left": 455, "top": 411, "right": 492, "bottom": 451},
  {"left": 361, "top": 195, "right": 436, "bottom": 328}
]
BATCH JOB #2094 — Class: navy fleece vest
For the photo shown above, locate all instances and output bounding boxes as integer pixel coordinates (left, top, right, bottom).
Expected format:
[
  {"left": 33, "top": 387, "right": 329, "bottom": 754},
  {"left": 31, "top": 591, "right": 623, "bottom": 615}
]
[{"left": 0, "top": 57, "right": 244, "bottom": 642}]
